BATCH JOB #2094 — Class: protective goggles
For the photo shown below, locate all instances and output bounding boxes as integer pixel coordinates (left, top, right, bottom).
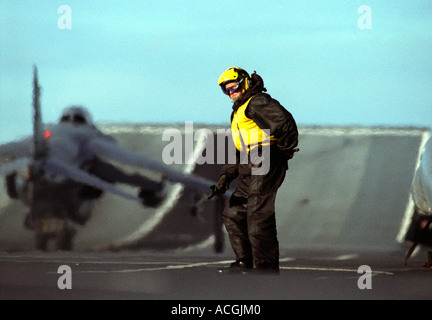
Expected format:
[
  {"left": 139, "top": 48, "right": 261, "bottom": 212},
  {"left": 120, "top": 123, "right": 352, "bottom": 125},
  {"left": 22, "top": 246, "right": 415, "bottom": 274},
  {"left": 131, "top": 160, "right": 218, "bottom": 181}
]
[{"left": 220, "top": 79, "right": 243, "bottom": 95}]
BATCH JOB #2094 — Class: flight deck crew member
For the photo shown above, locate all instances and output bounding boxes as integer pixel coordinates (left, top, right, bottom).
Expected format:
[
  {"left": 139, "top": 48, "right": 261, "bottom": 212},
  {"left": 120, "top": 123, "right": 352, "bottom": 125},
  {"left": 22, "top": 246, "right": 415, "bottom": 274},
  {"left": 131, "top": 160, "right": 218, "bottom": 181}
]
[{"left": 215, "top": 67, "right": 298, "bottom": 274}]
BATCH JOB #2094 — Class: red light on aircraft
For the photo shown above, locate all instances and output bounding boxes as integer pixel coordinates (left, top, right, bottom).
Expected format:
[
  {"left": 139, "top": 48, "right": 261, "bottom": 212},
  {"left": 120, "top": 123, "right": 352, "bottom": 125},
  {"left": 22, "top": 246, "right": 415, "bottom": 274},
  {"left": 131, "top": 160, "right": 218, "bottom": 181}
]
[{"left": 44, "top": 130, "right": 51, "bottom": 139}]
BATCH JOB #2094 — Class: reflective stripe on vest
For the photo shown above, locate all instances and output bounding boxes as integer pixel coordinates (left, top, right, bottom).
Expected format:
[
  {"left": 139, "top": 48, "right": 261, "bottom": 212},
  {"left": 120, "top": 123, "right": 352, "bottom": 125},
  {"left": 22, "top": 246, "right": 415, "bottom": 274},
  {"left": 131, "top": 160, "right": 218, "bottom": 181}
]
[{"left": 231, "top": 97, "right": 276, "bottom": 152}]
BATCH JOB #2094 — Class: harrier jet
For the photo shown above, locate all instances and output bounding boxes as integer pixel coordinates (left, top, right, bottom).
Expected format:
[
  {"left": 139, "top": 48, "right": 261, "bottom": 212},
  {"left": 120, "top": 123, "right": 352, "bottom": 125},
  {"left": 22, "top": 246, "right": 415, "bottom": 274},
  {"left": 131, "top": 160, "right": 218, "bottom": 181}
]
[{"left": 0, "top": 66, "right": 221, "bottom": 251}]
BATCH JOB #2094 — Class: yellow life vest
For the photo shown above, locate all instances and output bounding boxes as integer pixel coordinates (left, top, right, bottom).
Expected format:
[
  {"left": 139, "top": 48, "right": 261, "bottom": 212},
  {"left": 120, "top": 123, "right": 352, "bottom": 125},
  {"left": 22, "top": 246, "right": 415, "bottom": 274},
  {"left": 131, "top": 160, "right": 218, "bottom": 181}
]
[{"left": 231, "top": 97, "right": 276, "bottom": 152}]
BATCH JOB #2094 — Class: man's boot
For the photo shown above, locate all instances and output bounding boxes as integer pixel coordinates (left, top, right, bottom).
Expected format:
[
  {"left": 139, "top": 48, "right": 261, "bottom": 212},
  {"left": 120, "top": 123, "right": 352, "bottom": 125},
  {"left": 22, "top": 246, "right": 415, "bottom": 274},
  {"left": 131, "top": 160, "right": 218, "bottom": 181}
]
[{"left": 217, "top": 259, "right": 253, "bottom": 274}]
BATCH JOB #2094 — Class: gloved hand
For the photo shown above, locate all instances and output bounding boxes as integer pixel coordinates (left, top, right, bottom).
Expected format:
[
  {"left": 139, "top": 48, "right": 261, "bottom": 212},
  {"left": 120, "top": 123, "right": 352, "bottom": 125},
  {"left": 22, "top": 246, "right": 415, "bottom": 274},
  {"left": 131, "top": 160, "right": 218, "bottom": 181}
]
[
  {"left": 216, "top": 174, "right": 229, "bottom": 193},
  {"left": 207, "top": 174, "right": 229, "bottom": 200}
]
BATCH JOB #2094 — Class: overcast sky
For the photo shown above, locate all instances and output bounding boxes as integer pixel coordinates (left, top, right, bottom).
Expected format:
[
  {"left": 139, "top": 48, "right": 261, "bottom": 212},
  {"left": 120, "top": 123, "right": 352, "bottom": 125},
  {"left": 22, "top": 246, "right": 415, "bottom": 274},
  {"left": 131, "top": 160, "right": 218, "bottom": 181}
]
[{"left": 1, "top": 0, "right": 431, "bottom": 143}]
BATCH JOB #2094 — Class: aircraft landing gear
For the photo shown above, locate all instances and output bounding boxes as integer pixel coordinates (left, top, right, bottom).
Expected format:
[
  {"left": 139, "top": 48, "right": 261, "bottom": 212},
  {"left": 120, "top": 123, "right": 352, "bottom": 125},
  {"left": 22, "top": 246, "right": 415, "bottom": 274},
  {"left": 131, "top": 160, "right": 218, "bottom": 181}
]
[{"left": 31, "top": 217, "right": 76, "bottom": 251}]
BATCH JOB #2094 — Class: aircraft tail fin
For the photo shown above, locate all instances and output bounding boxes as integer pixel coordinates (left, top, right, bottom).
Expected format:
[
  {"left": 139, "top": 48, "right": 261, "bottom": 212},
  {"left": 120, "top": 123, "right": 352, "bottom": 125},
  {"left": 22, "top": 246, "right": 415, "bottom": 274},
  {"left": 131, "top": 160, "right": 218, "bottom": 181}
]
[{"left": 32, "top": 65, "right": 47, "bottom": 160}]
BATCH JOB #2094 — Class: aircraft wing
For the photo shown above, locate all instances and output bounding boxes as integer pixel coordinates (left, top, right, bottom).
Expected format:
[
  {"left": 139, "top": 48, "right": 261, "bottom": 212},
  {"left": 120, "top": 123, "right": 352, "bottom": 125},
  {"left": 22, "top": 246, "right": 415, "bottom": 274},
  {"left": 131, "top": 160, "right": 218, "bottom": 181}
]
[
  {"left": 0, "top": 158, "right": 30, "bottom": 178},
  {"left": 0, "top": 139, "right": 32, "bottom": 179},
  {"left": 42, "top": 158, "right": 142, "bottom": 202},
  {"left": 0, "top": 131, "right": 227, "bottom": 203},
  {"left": 0, "top": 139, "right": 32, "bottom": 166},
  {"left": 0, "top": 140, "right": 143, "bottom": 203},
  {"left": 86, "top": 138, "right": 224, "bottom": 196}
]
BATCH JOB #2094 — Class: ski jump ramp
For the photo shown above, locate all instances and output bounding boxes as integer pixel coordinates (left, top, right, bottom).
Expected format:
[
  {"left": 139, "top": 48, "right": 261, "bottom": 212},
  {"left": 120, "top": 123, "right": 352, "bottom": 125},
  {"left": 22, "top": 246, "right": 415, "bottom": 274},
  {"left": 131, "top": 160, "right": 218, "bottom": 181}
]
[{"left": 0, "top": 125, "right": 429, "bottom": 253}]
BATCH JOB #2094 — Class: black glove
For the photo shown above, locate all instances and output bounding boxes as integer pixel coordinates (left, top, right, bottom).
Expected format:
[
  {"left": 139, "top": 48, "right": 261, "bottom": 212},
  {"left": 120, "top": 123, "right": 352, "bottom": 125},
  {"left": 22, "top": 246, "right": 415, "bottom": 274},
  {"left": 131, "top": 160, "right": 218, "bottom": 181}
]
[
  {"left": 216, "top": 175, "right": 229, "bottom": 192},
  {"left": 207, "top": 175, "right": 229, "bottom": 200}
]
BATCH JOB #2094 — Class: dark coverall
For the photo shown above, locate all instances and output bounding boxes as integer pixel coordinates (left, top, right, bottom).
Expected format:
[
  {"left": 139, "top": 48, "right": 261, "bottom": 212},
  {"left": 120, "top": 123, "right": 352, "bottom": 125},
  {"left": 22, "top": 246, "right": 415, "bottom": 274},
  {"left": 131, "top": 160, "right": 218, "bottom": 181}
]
[{"left": 220, "top": 72, "right": 298, "bottom": 269}]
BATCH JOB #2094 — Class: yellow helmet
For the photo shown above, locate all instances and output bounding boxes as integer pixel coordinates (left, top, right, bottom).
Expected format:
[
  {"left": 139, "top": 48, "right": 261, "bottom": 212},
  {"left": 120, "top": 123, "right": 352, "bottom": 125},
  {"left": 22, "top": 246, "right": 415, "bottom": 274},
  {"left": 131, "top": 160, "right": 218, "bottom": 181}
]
[{"left": 218, "top": 67, "right": 251, "bottom": 94}]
